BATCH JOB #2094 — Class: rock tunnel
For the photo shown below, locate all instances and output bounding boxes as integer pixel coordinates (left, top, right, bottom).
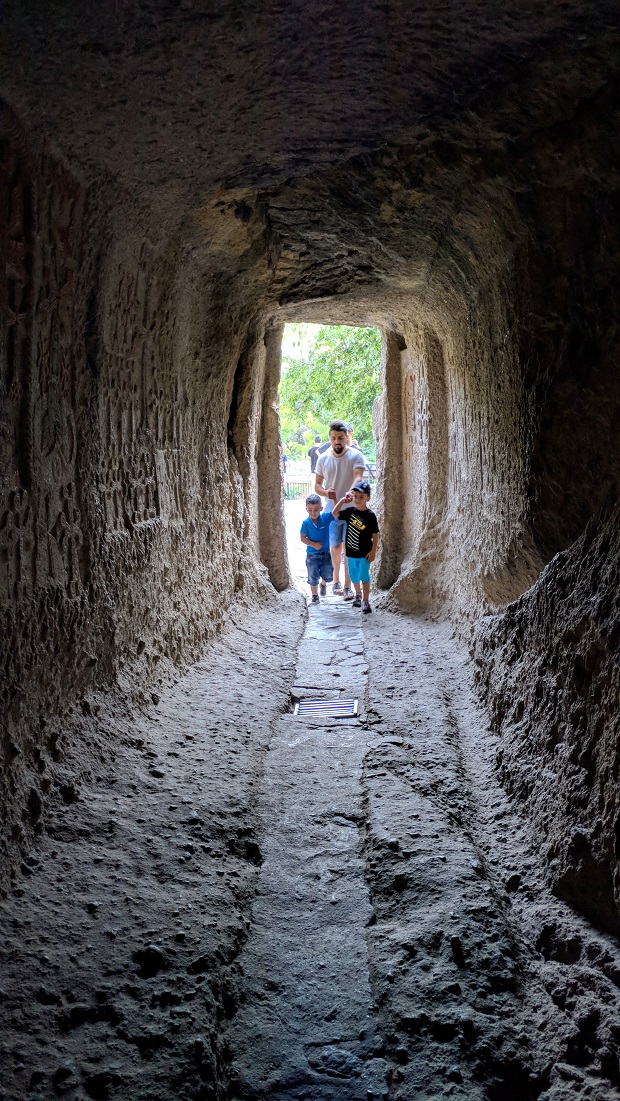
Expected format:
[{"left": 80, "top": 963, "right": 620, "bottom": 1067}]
[{"left": 2, "top": 2, "right": 620, "bottom": 1098}]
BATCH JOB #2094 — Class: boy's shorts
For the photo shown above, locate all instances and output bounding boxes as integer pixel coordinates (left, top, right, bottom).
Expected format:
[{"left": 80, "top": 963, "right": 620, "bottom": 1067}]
[
  {"left": 347, "top": 556, "right": 371, "bottom": 584},
  {"left": 306, "top": 551, "right": 333, "bottom": 587},
  {"left": 329, "top": 518, "right": 347, "bottom": 548}
]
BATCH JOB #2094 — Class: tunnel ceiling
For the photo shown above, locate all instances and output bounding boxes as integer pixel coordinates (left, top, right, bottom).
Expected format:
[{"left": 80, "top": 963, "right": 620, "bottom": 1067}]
[
  {"left": 2, "top": 0, "right": 620, "bottom": 566},
  {"left": 2, "top": 0, "right": 618, "bottom": 238}
]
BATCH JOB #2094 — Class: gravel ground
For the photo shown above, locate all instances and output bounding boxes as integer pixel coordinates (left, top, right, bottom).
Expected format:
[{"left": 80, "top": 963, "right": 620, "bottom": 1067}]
[{"left": 1, "top": 565, "right": 619, "bottom": 1100}]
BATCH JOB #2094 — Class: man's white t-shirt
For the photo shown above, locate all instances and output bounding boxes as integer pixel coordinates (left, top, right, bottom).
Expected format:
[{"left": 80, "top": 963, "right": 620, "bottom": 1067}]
[{"left": 315, "top": 447, "right": 365, "bottom": 512}]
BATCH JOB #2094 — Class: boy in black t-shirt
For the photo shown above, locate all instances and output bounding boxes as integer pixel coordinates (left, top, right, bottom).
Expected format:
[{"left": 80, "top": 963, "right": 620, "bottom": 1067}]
[{"left": 332, "top": 481, "right": 379, "bottom": 614}]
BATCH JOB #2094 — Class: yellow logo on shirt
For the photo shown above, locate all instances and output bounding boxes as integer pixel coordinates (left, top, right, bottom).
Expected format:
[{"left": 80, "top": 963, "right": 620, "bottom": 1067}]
[{"left": 351, "top": 516, "right": 366, "bottom": 531}]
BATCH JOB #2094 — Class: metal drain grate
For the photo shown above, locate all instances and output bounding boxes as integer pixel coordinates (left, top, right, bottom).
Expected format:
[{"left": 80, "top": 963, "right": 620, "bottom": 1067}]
[{"left": 293, "top": 698, "right": 358, "bottom": 718}]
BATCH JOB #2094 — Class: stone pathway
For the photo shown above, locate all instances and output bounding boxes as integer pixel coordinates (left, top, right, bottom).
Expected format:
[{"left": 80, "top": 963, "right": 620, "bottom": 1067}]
[
  {"left": 0, "top": 595, "right": 307, "bottom": 1101},
  {"left": 1, "top": 540, "right": 620, "bottom": 1100},
  {"left": 228, "top": 597, "right": 388, "bottom": 1100},
  {"left": 227, "top": 582, "right": 620, "bottom": 1101}
]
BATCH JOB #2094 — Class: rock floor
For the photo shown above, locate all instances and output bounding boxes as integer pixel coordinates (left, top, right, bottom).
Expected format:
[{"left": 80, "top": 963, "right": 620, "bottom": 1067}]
[
  {"left": 228, "top": 600, "right": 386, "bottom": 1101},
  {"left": 1, "top": 577, "right": 620, "bottom": 1101}
]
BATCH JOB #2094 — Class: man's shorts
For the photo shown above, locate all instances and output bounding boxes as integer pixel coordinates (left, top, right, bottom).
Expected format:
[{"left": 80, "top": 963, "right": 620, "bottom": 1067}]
[
  {"left": 347, "top": 556, "right": 371, "bottom": 584},
  {"left": 329, "top": 518, "right": 347, "bottom": 548},
  {"left": 306, "top": 551, "right": 333, "bottom": 587}
]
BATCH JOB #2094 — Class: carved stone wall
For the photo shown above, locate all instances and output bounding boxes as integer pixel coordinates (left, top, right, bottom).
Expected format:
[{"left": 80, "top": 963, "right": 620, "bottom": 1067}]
[
  {"left": 0, "top": 118, "right": 273, "bottom": 883},
  {"left": 385, "top": 322, "right": 451, "bottom": 611},
  {"left": 257, "top": 325, "right": 289, "bottom": 592},
  {"left": 0, "top": 120, "right": 91, "bottom": 874},
  {"left": 0, "top": 134, "right": 88, "bottom": 650},
  {"left": 33, "top": 149, "right": 85, "bottom": 599},
  {"left": 373, "top": 331, "right": 403, "bottom": 590},
  {"left": 0, "top": 118, "right": 36, "bottom": 605},
  {"left": 93, "top": 238, "right": 271, "bottom": 675}
]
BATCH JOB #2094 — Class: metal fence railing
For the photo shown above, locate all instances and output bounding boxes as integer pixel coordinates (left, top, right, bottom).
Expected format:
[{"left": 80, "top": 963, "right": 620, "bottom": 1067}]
[
  {"left": 284, "top": 472, "right": 376, "bottom": 501},
  {"left": 284, "top": 478, "right": 313, "bottom": 500}
]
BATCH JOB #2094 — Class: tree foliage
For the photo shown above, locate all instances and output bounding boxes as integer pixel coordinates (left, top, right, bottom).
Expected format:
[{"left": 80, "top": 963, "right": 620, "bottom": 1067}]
[{"left": 279, "top": 324, "right": 382, "bottom": 458}]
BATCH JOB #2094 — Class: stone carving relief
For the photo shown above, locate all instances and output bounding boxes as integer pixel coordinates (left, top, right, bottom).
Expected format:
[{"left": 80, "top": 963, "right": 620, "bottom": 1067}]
[
  {"left": 101, "top": 244, "right": 185, "bottom": 536},
  {"left": 402, "top": 368, "right": 415, "bottom": 465},
  {"left": 32, "top": 149, "right": 85, "bottom": 596},
  {"left": 0, "top": 123, "right": 35, "bottom": 601},
  {"left": 0, "top": 130, "right": 86, "bottom": 603},
  {"left": 416, "top": 393, "right": 430, "bottom": 452}
]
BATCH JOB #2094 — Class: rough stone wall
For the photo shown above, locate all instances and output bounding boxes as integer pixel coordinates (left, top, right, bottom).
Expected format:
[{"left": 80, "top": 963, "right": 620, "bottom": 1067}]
[
  {"left": 474, "top": 493, "right": 620, "bottom": 935},
  {"left": 465, "top": 72, "right": 620, "bottom": 936},
  {"left": 257, "top": 324, "right": 289, "bottom": 592},
  {"left": 0, "top": 116, "right": 280, "bottom": 884},
  {"left": 373, "top": 332, "right": 402, "bottom": 591},
  {"left": 519, "top": 86, "right": 620, "bottom": 560},
  {"left": 265, "top": 48, "right": 620, "bottom": 936},
  {"left": 1, "top": 118, "right": 101, "bottom": 877},
  {"left": 267, "top": 160, "right": 548, "bottom": 621},
  {"left": 2, "top": 2, "right": 620, "bottom": 935},
  {"left": 377, "top": 322, "right": 447, "bottom": 609}
]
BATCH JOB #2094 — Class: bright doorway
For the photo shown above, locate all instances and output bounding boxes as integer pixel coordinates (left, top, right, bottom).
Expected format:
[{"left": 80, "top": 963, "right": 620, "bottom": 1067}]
[{"left": 279, "top": 323, "right": 381, "bottom": 593}]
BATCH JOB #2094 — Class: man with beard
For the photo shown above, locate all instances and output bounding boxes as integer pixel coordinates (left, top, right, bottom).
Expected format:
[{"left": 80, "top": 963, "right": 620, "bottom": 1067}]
[{"left": 314, "top": 421, "right": 365, "bottom": 598}]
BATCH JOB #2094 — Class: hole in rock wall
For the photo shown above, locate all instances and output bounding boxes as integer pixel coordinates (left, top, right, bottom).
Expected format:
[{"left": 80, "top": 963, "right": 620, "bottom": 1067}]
[
  {"left": 264, "top": 288, "right": 540, "bottom": 621},
  {"left": 278, "top": 322, "right": 382, "bottom": 594}
]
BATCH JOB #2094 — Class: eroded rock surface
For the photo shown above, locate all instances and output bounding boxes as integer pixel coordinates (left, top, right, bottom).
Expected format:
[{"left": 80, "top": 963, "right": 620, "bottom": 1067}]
[
  {"left": 1, "top": 581, "right": 620, "bottom": 1100},
  {"left": 363, "top": 611, "right": 620, "bottom": 1100},
  {"left": 1, "top": 3, "right": 620, "bottom": 1098},
  {"left": 0, "top": 593, "right": 304, "bottom": 1101},
  {"left": 475, "top": 494, "right": 620, "bottom": 937},
  {"left": 2, "top": 5, "right": 620, "bottom": 888}
]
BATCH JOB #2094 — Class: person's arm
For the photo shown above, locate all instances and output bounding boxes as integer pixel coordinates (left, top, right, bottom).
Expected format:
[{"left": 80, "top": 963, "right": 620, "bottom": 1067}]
[
  {"left": 314, "top": 472, "right": 327, "bottom": 498},
  {"left": 314, "top": 473, "right": 337, "bottom": 501},
  {"left": 300, "top": 521, "right": 323, "bottom": 551},
  {"left": 332, "top": 494, "right": 352, "bottom": 520},
  {"left": 366, "top": 531, "right": 379, "bottom": 562},
  {"left": 301, "top": 532, "right": 323, "bottom": 550}
]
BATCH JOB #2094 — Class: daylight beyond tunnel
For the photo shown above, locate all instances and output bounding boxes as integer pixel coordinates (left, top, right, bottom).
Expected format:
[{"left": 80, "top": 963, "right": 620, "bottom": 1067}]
[{"left": 2, "top": 2, "right": 620, "bottom": 1098}]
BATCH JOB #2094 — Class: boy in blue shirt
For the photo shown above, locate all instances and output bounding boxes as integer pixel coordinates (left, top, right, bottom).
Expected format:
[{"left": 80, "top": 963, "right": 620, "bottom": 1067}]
[{"left": 300, "top": 493, "right": 334, "bottom": 603}]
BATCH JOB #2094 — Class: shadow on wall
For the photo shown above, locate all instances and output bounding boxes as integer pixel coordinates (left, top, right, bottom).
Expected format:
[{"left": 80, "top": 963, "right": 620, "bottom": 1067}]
[
  {"left": 0, "top": 102, "right": 284, "bottom": 885},
  {"left": 475, "top": 489, "right": 620, "bottom": 937}
]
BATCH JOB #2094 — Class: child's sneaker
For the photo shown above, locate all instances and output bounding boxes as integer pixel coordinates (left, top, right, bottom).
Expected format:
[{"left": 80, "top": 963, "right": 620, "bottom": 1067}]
[
  {"left": 311, "top": 594, "right": 320, "bottom": 604},
  {"left": 362, "top": 600, "right": 372, "bottom": 614},
  {"left": 319, "top": 582, "right": 327, "bottom": 596},
  {"left": 352, "top": 596, "right": 362, "bottom": 608}
]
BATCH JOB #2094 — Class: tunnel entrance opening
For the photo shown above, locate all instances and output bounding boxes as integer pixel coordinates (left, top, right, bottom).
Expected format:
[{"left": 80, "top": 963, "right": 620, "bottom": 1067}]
[{"left": 278, "top": 322, "right": 382, "bottom": 599}]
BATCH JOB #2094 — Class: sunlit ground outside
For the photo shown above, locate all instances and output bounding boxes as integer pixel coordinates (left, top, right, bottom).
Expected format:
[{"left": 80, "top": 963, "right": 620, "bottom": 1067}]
[{"left": 285, "top": 498, "right": 311, "bottom": 595}]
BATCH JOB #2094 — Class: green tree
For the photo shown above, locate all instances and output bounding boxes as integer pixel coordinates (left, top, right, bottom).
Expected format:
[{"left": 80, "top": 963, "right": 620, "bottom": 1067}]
[{"left": 279, "top": 324, "right": 381, "bottom": 456}]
